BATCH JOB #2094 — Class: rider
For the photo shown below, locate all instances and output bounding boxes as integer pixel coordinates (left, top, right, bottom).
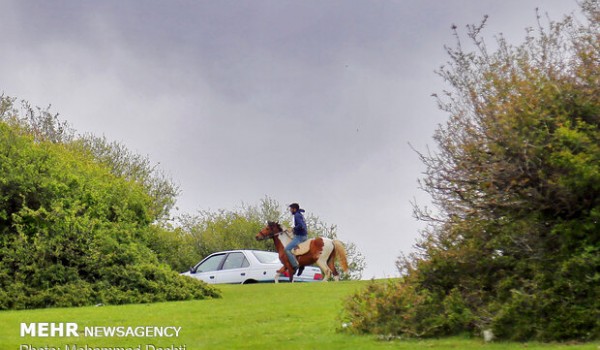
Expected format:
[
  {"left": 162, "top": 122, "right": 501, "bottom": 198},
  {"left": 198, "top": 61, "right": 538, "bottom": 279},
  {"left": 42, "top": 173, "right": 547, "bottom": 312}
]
[{"left": 286, "top": 203, "right": 308, "bottom": 272}]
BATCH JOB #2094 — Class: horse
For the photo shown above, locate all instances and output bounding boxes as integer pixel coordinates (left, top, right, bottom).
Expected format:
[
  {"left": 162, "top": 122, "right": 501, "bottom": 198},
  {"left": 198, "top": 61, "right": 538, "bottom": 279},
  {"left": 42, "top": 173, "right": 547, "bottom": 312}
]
[{"left": 255, "top": 221, "right": 349, "bottom": 282}]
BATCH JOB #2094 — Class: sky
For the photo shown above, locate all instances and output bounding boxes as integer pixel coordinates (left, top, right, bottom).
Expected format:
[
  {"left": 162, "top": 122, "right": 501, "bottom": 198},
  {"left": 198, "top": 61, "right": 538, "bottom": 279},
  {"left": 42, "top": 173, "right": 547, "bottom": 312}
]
[{"left": 0, "top": 0, "right": 581, "bottom": 278}]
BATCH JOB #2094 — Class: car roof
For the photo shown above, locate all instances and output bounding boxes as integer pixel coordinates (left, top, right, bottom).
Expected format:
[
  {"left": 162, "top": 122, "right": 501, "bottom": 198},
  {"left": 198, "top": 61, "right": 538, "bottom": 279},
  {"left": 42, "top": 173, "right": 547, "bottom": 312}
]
[{"left": 209, "top": 249, "right": 277, "bottom": 255}]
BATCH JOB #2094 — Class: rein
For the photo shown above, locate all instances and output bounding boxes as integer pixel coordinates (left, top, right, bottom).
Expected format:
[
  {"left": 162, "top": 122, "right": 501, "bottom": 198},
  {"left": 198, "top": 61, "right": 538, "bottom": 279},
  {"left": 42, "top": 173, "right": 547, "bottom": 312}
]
[
  {"left": 260, "top": 229, "right": 281, "bottom": 240},
  {"left": 266, "top": 231, "right": 280, "bottom": 238},
  {"left": 261, "top": 226, "right": 290, "bottom": 240}
]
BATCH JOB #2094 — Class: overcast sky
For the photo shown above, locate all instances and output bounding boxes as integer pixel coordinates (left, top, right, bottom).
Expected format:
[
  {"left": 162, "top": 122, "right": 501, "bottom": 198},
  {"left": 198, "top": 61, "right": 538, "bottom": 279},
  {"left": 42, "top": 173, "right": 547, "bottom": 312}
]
[{"left": 0, "top": 1, "right": 581, "bottom": 278}]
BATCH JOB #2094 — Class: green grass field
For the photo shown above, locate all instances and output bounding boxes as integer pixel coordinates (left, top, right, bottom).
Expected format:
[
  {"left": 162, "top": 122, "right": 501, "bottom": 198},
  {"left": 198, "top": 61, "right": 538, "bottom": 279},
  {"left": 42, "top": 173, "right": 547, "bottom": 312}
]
[{"left": 0, "top": 281, "right": 597, "bottom": 350}]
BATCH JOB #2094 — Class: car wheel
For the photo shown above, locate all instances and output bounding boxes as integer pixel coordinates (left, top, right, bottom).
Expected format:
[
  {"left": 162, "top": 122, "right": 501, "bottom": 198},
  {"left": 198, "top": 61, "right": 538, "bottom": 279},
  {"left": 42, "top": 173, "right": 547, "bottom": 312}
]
[{"left": 242, "top": 279, "right": 257, "bottom": 284}]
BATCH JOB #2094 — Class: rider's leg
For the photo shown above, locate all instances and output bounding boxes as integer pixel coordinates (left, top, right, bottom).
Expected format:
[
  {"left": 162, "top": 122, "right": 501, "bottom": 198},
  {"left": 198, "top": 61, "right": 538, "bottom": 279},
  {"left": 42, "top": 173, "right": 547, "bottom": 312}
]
[{"left": 285, "top": 236, "right": 307, "bottom": 270}]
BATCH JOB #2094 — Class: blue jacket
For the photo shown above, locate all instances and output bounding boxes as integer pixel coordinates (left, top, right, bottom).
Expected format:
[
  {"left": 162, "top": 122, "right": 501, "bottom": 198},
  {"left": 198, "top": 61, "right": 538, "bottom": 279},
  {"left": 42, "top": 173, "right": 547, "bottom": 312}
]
[{"left": 293, "top": 210, "right": 308, "bottom": 237}]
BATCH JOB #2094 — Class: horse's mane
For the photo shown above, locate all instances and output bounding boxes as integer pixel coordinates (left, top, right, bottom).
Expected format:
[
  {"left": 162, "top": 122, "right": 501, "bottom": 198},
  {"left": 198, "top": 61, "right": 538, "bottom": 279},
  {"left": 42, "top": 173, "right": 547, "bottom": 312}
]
[
  {"left": 268, "top": 221, "right": 292, "bottom": 235},
  {"left": 268, "top": 221, "right": 282, "bottom": 231}
]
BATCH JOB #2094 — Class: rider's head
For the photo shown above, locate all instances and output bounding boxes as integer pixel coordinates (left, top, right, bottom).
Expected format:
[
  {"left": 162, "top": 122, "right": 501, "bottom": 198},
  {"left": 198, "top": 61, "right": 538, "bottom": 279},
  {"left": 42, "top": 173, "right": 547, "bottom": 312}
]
[{"left": 289, "top": 203, "right": 300, "bottom": 214}]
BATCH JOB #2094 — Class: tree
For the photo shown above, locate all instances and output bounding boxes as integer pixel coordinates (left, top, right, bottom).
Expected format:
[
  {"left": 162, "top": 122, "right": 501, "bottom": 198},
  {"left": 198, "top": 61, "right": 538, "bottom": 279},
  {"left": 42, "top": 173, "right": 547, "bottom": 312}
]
[
  {"left": 343, "top": 1, "right": 599, "bottom": 341},
  {"left": 74, "top": 134, "right": 179, "bottom": 222},
  {"left": 304, "top": 214, "right": 366, "bottom": 280},
  {"left": 0, "top": 96, "right": 73, "bottom": 143},
  {"left": 0, "top": 96, "right": 179, "bottom": 222},
  {"left": 0, "top": 119, "right": 218, "bottom": 309},
  {"left": 177, "top": 207, "right": 273, "bottom": 260},
  {"left": 176, "top": 197, "right": 366, "bottom": 279}
]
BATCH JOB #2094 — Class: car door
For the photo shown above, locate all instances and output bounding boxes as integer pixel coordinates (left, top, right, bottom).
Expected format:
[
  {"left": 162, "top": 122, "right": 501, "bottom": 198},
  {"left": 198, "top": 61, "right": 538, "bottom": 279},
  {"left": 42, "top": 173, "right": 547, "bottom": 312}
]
[
  {"left": 190, "top": 253, "right": 226, "bottom": 283},
  {"left": 217, "top": 252, "right": 251, "bottom": 284}
]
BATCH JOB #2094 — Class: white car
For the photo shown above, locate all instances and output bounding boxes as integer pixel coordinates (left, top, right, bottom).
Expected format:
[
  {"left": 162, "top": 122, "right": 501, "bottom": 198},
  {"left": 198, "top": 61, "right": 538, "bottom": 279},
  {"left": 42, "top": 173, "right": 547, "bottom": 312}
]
[{"left": 181, "top": 250, "right": 324, "bottom": 284}]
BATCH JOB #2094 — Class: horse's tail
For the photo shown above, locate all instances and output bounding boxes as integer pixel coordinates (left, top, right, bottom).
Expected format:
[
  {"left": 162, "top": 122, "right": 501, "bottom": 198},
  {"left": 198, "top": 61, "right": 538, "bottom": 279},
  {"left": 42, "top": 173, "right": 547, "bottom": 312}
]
[{"left": 333, "top": 239, "right": 349, "bottom": 273}]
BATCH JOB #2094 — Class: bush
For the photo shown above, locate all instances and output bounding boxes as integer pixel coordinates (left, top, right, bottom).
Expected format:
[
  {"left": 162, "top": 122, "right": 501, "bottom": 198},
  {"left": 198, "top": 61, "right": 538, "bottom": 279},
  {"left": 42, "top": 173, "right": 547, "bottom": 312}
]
[
  {"left": 0, "top": 120, "right": 219, "bottom": 309},
  {"left": 491, "top": 248, "right": 600, "bottom": 341},
  {"left": 342, "top": 1, "right": 599, "bottom": 341},
  {"left": 343, "top": 280, "right": 474, "bottom": 338},
  {"left": 145, "top": 225, "right": 201, "bottom": 273}
]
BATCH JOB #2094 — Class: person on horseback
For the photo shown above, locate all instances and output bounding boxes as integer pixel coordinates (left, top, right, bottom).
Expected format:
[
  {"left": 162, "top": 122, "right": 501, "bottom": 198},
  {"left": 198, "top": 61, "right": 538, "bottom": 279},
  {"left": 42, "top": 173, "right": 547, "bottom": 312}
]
[{"left": 286, "top": 203, "right": 308, "bottom": 272}]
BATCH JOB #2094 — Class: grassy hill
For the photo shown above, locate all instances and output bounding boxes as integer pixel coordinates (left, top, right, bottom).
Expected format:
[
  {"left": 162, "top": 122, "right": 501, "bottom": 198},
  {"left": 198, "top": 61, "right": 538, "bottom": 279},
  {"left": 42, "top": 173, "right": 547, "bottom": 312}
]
[{"left": 1, "top": 280, "right": 597, "bottom": 350}]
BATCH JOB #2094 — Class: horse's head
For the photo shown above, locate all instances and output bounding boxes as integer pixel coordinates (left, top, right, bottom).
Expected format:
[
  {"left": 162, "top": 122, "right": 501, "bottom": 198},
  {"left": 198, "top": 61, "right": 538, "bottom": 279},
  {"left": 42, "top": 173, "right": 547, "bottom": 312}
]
[{"left": 255, "top": 221, "right": 283, "bottom": 241}]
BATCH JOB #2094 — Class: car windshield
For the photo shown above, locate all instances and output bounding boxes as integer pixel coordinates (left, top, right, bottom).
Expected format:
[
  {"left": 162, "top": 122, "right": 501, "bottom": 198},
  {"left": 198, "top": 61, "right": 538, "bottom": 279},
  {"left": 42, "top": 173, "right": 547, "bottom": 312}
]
[
  {"left": 251, "top": 251, "right": 279, "bottom": 264},
  {"left": 196, "top": 254, "right": 225, "bottom": 273}
]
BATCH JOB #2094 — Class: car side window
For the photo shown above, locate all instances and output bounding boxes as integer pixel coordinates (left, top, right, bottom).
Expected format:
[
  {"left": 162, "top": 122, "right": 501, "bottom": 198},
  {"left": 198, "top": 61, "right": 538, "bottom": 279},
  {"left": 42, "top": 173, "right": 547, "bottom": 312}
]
[
  {"left": 222, "top": 252, "right": 248, "bottom": 270},
  {"left": 196, "top": 254, "right": 225, "bottom": 273}
]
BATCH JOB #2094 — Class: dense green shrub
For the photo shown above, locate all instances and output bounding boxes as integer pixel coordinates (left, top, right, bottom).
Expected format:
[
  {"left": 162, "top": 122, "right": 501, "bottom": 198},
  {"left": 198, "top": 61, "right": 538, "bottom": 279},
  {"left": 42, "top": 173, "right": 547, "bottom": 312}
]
[
  {"left": 343, "top": 280, "right": 474, "bottom": 338},
  {"left": 490, "top": 247, "right": 600, "bottom": 341},
  {"left": 144, "top": 225, "right": 201, "bottom": 273},
  {"left": 343, "top": 1, "right": 599, "bottom": 341},
  {"left": 0, "top": 121, "right": 218, "bottom": 309}
]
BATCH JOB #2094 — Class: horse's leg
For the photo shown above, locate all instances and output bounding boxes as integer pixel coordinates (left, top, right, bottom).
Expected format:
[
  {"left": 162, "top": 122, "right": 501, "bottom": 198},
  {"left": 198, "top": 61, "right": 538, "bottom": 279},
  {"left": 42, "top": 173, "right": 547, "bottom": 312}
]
[
  {"left": 332, "top": 269, "right": 340, "bottom": 282},
  {"left": 316, "top": 248, "right": 333, "bottom": 282},
  {"left": 328, "top": 260, "right": 339, "bottom": 281},
  {"left": 289, "top": 266, "right": 295, "bottom": 283},
  {"left": 316, "top": 260, "right": 331, "bottom": 282},
  {"left": 327, "top": 252, "right": 340, "bottom": 281},
  {"left": 285, "top": 263, "right": 295, "bottom": 283},
  {"left": 275, "top": 266, "right": 286, "bottom": 284},
  {"left": 318, "top": 239, "right": 337, "bottom": 281},
  {"left": 281, "top": 251, "right": 296, "bottom": 282}
]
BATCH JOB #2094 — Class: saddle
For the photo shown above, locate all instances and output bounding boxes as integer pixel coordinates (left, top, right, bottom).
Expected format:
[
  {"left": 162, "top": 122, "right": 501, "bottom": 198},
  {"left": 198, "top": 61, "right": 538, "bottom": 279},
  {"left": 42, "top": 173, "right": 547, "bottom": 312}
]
[{"left": 292, "top": 239, "right": 314, "bottom": 256}]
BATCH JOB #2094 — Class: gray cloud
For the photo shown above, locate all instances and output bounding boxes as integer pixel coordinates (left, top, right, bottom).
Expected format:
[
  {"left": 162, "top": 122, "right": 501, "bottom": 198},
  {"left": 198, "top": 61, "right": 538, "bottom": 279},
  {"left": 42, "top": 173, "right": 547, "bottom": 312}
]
[{"left": 0, "top": 0, "right": 580, "bottom": 278}]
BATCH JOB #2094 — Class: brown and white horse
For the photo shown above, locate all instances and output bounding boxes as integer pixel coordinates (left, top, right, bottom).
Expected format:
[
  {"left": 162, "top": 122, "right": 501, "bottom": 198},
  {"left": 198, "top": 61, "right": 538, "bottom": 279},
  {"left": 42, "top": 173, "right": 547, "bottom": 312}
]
[{"left": 256, "top": 221, "right": 349, "bottom": 282}]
